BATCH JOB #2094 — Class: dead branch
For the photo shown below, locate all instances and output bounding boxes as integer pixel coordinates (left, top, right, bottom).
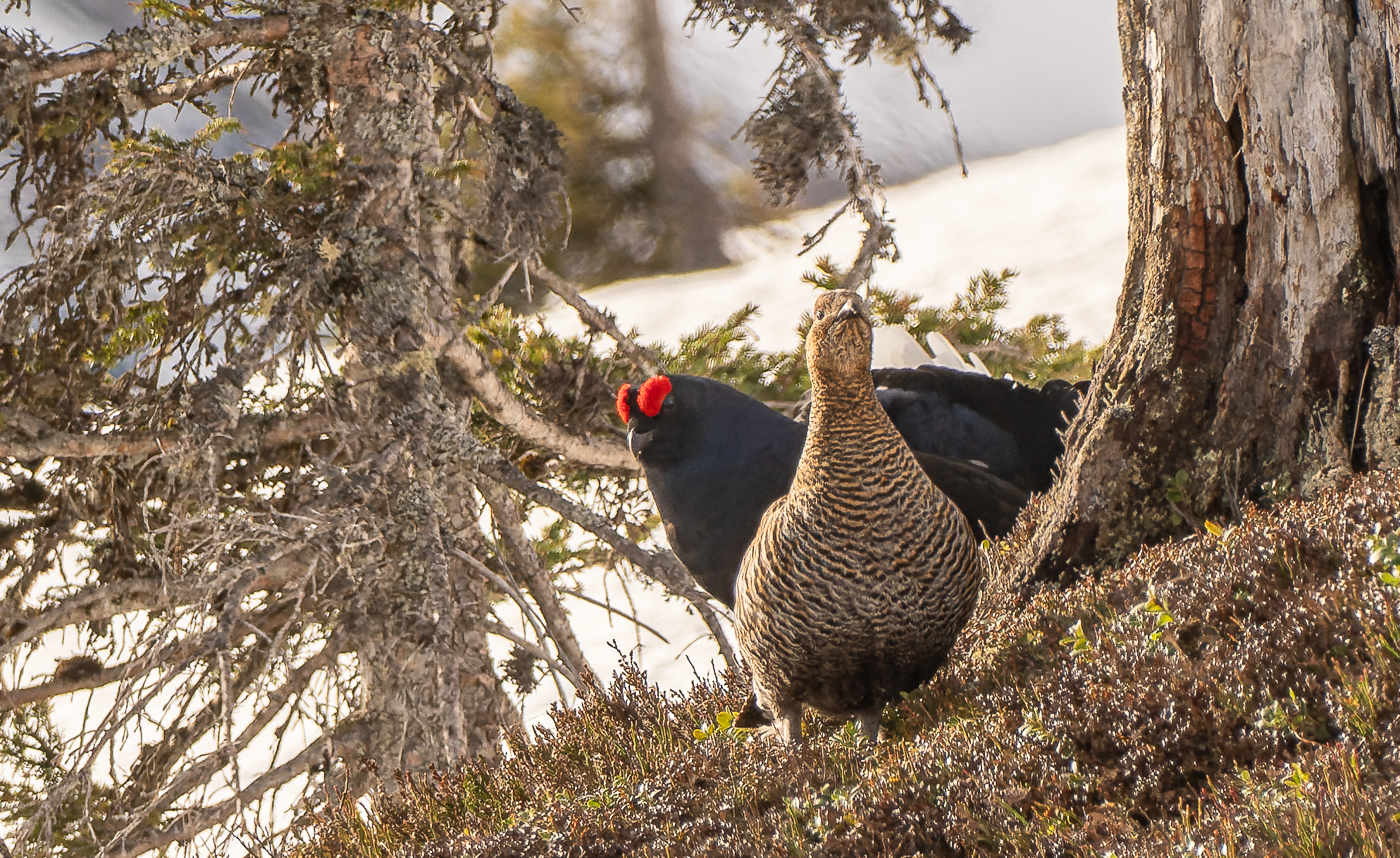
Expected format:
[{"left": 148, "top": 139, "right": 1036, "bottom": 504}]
[
  {"left": 456, "top": 430, "right": 740, "bottom": 672},
  {"left": 907, "top": 53, "right": 966, "bottom": 176},
  {"left": 109, "top": 721, "right": 370, "bottom": 858},
  {"left": 527, "top": 263, "right": 662, "bottom": 376},
  {"left": 483, "top": 618, "right": 581, "bottom": 693},
  {"left": 437, "top": 333, "right": 639, "bottom": 473},
  {"left": 0, "top": 579, "right": 191, "bottom": 656},
  {"left": 0, "top": 407, "right": 341, "bottom": 461},
  {"left": 132, "top": 57, "right": 270, "bottom": 110},
  {"left": 1, "top": 655, "right": 152, "bottom": 712},
  {"left": 139, "top": 635, "right": 344, "bottom": 820},
  {"left": 479, "top": 480, "right": 604, "bottom": 696},
  {"left": 453, "top": 546, "right": 587, "bottom": 693},
  {"left": 22, "top": 16, "right": 291, "bottom": 87},
  {"left": 0, "top": 540, "right": 322, "bottom": 659},
  {"left": 558, "top": 588, "right": 670, "bottom": 644}
]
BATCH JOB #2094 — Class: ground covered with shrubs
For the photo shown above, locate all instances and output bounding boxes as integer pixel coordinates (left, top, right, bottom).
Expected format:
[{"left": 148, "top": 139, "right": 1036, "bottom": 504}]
[{"left": 298, "top": 472, "right": 1400, "bottom": 857}]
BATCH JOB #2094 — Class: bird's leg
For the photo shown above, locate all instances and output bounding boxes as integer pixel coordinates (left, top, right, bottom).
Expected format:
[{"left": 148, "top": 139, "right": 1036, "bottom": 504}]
[
  {"left": 773, "top": 705, "right": 803, "bottom": 744},
  {"left": 749, "top": 684, "right": 799, "bottom": 742},
  {"left": 854, "top": 706, "right": 883, "bottom": 744}
]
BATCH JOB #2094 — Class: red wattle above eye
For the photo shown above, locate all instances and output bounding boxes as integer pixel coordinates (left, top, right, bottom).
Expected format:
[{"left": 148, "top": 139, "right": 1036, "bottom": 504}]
[
  {"left": 615, "top": 384, "right": 631, "bottom": 423},
  {"left": 637, "top": 376, "right": 672, "bottom": 417}
]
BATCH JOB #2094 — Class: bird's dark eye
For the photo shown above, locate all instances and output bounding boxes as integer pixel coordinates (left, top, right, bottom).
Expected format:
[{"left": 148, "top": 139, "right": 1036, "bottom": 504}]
[
  {"left": 662, "top": 394, "right": 676, "bottom": 411},
  {"left": 814, "top": 310, "right": 825, "bottom": 320}
]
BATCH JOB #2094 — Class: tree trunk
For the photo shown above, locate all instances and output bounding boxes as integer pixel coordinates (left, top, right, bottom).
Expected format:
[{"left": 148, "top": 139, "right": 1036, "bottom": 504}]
[
  {"left": 635, "top": 0, "right": 730, "bottom": 271},
  {"left": 1026, "top": 0, "right": 1400, "bottom": 583},
  {"left": 323, "top": 14, "right": 514, "bottom": 772}
]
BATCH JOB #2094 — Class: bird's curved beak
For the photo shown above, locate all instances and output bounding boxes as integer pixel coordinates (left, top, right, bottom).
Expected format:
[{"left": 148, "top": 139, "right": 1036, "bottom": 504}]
[
  {"left": 834, "top": 297, "right": 861, "bottom": 324},
  {"left": 627, "top": 427, "right": 654, "bottom": 458}
]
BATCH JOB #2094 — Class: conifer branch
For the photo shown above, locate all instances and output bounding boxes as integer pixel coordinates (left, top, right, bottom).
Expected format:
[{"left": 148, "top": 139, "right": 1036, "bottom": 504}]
[
  {"left": 776, "top": 17, "right": 898, "bottom": 291},
  {"left": 20, "top": 15, "right": 291, "bottom": 86}
]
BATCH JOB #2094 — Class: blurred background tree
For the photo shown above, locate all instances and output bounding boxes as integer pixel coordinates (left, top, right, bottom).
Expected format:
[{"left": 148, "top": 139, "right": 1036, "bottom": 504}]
[{"left": 488, "top": 0, "right": 745, "bottom": 296}]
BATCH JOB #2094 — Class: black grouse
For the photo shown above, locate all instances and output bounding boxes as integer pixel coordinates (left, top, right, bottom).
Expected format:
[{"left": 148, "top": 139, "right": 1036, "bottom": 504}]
[
  {"left": 866, "top": 366, "right": 1084, "bottom": 493},
  {"left": 734, "top": 290, "right": 983, "bottom": 743},
  {"left": 791, "top": 365, "right": 1085, "bottom": 493},
  {"left": 617, "top": 364, "right": 1077, "bottom": 608}
]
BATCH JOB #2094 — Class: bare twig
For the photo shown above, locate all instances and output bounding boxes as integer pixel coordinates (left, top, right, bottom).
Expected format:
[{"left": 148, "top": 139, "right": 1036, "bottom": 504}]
[
  {"left": 465, "top": 260, "right": 518, "bottom": 323},
  {"left": 108, "top": 722, "right": 371, "bottom": 858},
  {"left": 456, "top": 430, "right": 740, "bottom": 672},
  {"left": 907, "top": 53, "right": 966, "bottom": 177},
  {"left": 480, "top": 480, "right": 604, "bottom": 696},
  {"left": 484, "top": 619, "right": 582, "bottom": 691},
  {"left": 528, "top": 263, "right": 662, "bottom": 376},
  {"left": 138, "top": 635, "right": 344, "bottom": 819},
  {"left": 452, "top": 547, "right": 587, "bottom": 693},
  {"left": 559, "top": 587, "right": 671, "bottom": 644},
  {"left": 437, "top": 332, "right": 639, "bottom": 473}
]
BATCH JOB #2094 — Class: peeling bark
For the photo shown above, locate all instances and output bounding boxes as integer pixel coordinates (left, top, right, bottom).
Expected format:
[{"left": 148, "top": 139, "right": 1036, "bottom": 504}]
[{"left": 1026, "top": 0, "right": 1400, "bottom": 583}]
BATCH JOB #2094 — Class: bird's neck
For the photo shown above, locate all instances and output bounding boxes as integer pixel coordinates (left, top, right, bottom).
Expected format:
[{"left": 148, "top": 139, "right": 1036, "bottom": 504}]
[{"left": 804, "top": 368, "right": 884, "bottom": 441}]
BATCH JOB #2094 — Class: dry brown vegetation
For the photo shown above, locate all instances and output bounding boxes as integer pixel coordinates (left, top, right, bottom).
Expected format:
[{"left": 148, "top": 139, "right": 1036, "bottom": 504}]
[{"left": 296, "top": 471, "right": 1400, "bottom": 857}]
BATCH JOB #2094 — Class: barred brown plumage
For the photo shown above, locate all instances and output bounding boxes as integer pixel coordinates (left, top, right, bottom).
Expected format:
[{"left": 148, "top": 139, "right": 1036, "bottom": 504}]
[{"left": 734, "top": 290, "right": 985, "bottom": 743}]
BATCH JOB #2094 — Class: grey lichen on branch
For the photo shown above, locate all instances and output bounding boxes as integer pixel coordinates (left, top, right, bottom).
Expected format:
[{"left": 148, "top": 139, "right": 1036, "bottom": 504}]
[{"left": 11, "top": 14, "right": 291, "bottom": 87}]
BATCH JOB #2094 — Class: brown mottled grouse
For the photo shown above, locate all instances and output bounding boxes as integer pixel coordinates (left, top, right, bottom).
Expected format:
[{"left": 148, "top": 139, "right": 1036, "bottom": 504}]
[{"left": 735, "top": 290, "right": 984, "bottom": 743}]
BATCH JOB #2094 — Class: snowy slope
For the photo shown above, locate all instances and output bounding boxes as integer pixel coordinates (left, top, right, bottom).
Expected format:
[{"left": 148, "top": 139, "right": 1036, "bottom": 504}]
[{"left": 546, "top": 126, "right": 1129, "bottom": 352}]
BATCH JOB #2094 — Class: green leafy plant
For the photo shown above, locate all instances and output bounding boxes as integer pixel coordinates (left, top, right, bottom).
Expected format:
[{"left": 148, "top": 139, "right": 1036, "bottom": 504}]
[
  {"left": 1059, "top": 619, "right": 1091, "bottom": 655},
  {"left": 1366, "top": 527, "right": 1400, "bottom": 586},
  {"left": 692, "top": 709, "right": 751, "bottom": 742}
]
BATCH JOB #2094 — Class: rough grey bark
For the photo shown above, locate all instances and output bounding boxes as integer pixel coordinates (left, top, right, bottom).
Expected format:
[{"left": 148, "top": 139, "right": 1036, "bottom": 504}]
[
  {"left": 318, "top": 14, "right": 513, "bottom": 775},
  {"left": 1026, "top": 0, "right": 1400, "bottom": 582}
]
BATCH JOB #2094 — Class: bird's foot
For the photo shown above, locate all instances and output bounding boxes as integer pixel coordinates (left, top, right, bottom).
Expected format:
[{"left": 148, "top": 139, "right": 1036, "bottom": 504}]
[
  {"left": 854, "top": 706, "right": 883, "bottom": 745},
  {"left": 749, "top": 705, "right": 802, "bottom": 744},
  {"left": 734, "top": 692, "right": 772, "bottom": 729}
]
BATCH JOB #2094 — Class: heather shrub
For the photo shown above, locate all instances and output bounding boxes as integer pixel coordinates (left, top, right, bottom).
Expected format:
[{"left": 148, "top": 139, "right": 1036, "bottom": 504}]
[{"left": 297, "top": 472, "right": 1400, "bottom": 857}]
